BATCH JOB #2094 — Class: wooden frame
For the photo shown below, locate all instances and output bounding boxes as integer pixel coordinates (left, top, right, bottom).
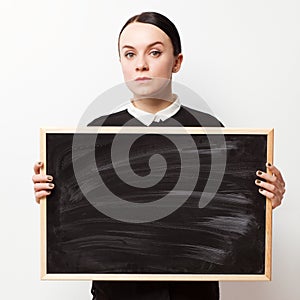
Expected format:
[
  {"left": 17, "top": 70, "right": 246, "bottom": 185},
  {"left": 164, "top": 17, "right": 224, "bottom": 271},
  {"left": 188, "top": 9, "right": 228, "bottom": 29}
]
[{"left": 40, "top": 127, "right": 273, "bottom": 281}]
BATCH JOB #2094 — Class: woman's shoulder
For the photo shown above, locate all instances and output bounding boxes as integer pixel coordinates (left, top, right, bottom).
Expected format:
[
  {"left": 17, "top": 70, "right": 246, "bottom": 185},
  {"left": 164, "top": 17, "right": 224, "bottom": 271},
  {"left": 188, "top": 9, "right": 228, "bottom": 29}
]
[
  {"left": 88, "top": 109, "right": 133, "bottom": 126},
  {"left": 176, "top": 105, "right": 224, "bottom": 127}
]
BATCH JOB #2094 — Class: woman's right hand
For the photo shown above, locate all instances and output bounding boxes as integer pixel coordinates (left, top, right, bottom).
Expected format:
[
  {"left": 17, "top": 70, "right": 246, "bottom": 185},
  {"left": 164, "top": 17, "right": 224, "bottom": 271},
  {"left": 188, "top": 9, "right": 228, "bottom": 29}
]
[{"left": 32, "top": 161, "right": 55, "bottom": 204}]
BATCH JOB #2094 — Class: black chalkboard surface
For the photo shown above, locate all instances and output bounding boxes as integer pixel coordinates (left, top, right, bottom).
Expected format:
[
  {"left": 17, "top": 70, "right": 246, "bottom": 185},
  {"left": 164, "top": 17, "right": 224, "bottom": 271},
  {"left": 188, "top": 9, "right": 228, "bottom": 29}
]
[{"left": 40, "top": 127, "right": 273, "bottom": 281}]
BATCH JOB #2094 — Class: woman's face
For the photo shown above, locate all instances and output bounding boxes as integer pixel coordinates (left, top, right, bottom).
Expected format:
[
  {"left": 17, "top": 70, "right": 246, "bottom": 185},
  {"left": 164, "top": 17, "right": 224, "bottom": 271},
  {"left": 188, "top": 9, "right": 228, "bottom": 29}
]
[{"left": 119, "top": 22, "right": 182, "bottom": 99}]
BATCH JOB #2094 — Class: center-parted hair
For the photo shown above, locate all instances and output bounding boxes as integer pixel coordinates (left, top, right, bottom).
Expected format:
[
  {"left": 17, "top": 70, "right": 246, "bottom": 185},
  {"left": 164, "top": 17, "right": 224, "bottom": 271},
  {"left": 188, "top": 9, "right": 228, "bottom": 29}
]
[{"left": 118, "top": 11, "right": 182, "bottom": 56}]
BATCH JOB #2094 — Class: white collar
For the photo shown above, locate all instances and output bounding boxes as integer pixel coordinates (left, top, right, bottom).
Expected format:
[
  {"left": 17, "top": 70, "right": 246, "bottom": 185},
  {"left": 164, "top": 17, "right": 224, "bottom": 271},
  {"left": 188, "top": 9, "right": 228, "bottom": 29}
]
[{"left": 127, "top": 95, "right": 181, "bottom": 126}]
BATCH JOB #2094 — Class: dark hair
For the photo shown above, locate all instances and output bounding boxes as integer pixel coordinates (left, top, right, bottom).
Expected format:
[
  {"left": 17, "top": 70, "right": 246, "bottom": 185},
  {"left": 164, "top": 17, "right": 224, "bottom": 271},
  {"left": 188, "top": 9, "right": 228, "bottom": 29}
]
[{"left": 118, "top": 11, "right": 182, "bottom": 56}]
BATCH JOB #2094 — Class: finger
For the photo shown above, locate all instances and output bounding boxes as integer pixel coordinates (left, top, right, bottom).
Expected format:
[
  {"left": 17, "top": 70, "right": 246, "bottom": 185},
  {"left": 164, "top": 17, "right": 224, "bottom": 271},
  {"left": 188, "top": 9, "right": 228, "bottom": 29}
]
[
  {"left": 258, "top": 187, "right": 274, "bottom": 199},
  {"left": 256, "top": 179, "right": 285, "bottom": 201},
  {"left": 256, "top": 170, "right": 285, "bottom": 195},
  {"left": 34, "top": 182, "right": 55, "bottom": 193},
  {"left": 266, "top": 163, "right": 285, "bottom": 187},
  {"left": 35, "top": 190, "right": 51, "bottom": 204},
  {"left": 258, "top": 188, "right": 282, "bottom": 209},
  {"left": 33, "top": 161, "right": 43, "bottom": 175},
  {"left": 32, "top": 174, "right": 53, "bottom": 183},
  {"left": 255, "top": 179, "right": 277, "bottom": 193},
  {"left": 256, "top": 170, "right": 277, "bottom": 184}
]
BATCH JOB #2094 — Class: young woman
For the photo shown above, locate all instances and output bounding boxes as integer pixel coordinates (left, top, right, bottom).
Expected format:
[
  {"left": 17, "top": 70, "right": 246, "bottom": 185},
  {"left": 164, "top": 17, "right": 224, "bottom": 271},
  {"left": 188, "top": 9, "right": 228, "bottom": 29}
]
[{"left": 32, "top": 12, "right": 286, "bottom": 300}]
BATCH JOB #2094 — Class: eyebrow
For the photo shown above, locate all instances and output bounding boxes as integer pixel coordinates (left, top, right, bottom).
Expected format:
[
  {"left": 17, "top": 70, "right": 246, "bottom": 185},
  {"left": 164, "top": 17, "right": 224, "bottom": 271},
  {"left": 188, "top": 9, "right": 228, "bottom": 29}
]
[{"left": 121, "top": 41, "right": 164, "bottom": 50}]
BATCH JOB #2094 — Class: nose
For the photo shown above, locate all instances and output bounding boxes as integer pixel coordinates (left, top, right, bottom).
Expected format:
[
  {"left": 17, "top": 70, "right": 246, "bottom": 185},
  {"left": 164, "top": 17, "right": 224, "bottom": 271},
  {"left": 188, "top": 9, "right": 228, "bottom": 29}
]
[{"left": 135, "top": 56, "right": 149, "bottom": 72}]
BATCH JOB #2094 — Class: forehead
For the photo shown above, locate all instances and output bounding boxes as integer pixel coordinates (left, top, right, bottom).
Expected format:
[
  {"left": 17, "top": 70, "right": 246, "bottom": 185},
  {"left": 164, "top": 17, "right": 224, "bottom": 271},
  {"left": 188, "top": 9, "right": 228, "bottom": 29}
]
[{"left": 119, "top": 22, "right": 172, "bottom": 48}]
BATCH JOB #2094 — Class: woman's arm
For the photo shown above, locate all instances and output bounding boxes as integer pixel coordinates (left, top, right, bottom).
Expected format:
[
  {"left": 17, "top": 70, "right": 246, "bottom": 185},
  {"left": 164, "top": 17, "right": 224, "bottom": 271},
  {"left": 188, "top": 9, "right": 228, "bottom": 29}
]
[
  {"left": 32, "top": 162, "right": 55, "bottom": 204},
  {"left": 255, "top": 163, "right": 286, "bottom": 209}
]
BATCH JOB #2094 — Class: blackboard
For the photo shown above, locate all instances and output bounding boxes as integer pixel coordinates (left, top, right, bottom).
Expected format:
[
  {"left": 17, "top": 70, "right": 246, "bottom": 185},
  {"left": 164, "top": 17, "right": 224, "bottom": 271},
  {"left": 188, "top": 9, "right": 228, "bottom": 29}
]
[{"left": 40, "top": 127, "right": 273, "bottom": 281}]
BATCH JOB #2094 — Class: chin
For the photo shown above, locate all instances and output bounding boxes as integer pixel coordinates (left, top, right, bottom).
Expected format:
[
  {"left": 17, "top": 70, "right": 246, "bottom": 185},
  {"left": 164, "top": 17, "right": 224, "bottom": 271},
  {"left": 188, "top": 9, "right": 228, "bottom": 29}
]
[{"left": 126, "top": 78, "right": 171, "bottom": 100}]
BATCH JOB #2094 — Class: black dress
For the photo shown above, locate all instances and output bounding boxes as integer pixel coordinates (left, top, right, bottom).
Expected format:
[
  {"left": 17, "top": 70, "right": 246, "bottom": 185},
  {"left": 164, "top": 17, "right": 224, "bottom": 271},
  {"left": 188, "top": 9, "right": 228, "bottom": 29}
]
[{"left": 89, "top": 105, "right": 223, "bottom": 300}]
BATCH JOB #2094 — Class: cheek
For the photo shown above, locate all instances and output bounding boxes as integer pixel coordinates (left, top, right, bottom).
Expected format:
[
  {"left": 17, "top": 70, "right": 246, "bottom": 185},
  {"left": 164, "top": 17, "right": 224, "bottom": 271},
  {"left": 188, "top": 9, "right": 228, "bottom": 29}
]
[
  {"left": 121, "top": 62, "right": 133, "bottom": 81},
  {"left": 153, "top": 59, "right": 174, "bottom": 77}
]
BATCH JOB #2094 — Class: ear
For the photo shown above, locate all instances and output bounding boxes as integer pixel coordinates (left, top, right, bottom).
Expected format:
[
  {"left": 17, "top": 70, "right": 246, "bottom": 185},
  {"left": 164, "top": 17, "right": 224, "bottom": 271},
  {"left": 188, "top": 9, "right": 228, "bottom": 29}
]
[{"left": 172, "top": 53, "right": 183, "bottom": 73}]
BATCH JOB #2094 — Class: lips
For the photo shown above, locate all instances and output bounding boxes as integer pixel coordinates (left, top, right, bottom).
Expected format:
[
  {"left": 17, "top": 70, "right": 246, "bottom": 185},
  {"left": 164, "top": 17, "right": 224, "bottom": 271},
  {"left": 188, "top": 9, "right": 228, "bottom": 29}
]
[{"left": 134, "top": 77, "right": 152, "bottom": 81}]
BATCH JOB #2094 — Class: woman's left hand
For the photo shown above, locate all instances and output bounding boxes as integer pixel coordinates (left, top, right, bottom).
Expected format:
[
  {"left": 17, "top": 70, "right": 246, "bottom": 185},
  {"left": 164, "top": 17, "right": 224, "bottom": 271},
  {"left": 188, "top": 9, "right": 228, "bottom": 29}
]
[{"left": 255, "top": 163, "right": 286, "bottom": 209}]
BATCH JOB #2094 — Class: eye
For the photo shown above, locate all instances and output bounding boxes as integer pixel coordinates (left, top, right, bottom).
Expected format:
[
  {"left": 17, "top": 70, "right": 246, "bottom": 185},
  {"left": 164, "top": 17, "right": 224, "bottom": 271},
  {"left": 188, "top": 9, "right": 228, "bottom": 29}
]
[
  {"left": 150, "top": 50, "right": 162, "bottom": 57},
  {"left": 125, "top": 52, "right": 135, "bottom": 59}
]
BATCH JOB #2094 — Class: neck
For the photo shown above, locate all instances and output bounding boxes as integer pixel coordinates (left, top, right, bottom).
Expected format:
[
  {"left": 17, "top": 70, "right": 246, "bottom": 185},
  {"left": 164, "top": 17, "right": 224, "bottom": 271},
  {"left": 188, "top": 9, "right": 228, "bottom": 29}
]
[
  {"left": 132, "top": 83, "right": 174, "bottom": 113},
  {"left": 131, "top": 96, "right": 174, "bottom": 113}
]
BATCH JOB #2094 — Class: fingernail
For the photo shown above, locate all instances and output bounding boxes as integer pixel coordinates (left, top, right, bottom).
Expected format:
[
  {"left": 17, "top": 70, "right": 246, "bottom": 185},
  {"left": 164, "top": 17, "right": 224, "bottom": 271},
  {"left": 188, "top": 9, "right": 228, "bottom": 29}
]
[
  {"left": 47, "top": 176, "right": 53, "bottom": 181},
  {"left": 256, "top": 179, "right": 261, "bottom": 184},
  {"left": 47, "top": 190, "right": 51, "bottom": 194},
  {"left": 38, "top": 161, "right": 42, "bottom": 165},
  {"left": 259, "top": 188, "right": 264, "bottom": 193},
  {"left": 266, "top": 162, "right": 272, "bottom": 167},
  {"left": 257, "top": 171, "right": 263, "bottom": 175},
  {"left": 48, "top": 183, "right": 54, "bottom": 188}
]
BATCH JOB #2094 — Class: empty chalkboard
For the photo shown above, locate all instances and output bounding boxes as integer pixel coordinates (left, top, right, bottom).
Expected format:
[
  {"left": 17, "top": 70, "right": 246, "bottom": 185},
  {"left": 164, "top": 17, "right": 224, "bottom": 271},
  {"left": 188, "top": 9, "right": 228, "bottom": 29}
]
[{"left": 40, "top": 127, "right": 273, "bottom": 281}]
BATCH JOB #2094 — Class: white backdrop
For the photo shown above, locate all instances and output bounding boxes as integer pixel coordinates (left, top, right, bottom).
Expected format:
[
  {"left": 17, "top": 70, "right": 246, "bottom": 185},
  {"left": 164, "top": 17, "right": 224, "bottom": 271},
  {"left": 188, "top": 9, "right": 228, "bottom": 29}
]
[{"left": 0, "top": 0, "right": 299, "bottom": 299}]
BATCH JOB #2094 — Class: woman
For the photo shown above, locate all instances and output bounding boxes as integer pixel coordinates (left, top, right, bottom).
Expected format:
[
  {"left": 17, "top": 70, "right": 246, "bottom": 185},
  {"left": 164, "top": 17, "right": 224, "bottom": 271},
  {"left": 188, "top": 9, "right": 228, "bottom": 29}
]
[{"left": 32, "top": 12, "right": 285, "bottom": 300}]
